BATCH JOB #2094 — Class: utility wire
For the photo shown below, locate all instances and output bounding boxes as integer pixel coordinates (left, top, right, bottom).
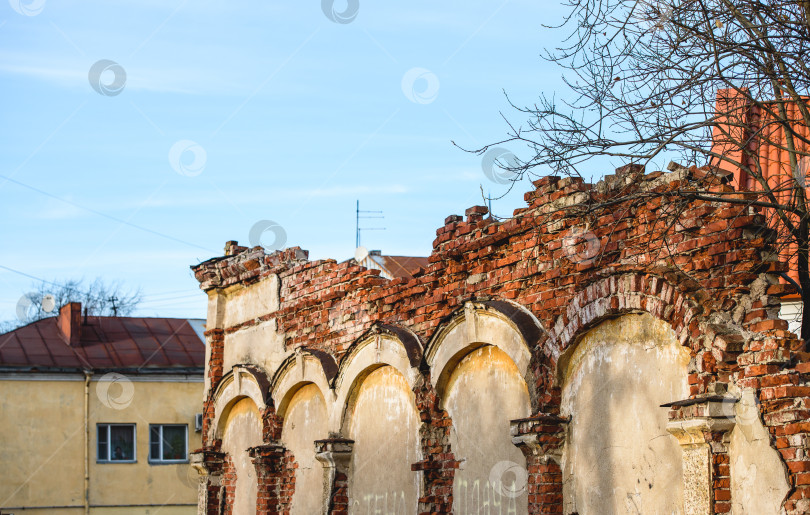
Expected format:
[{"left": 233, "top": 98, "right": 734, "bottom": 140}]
[
  {"left": 0, "top": 264, "right": 137, "bottom": 307},
  {"left": 0, "top": 264, "right": 198, "bottom": 304},
  {"left": 0, "top": 264, "right": 55, "bottom": 286},
  {"left": 0, "top": 173, "right": 215, "bottom": 253}
]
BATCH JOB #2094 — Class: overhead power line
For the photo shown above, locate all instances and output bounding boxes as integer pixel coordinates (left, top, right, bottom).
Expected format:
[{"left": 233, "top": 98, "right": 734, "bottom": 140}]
[
  {"left": 0, "top": 264, "right": 201, "bottom": 304},
  {"left": 0, "top": 173, "right": 215, "bottom": 253}
]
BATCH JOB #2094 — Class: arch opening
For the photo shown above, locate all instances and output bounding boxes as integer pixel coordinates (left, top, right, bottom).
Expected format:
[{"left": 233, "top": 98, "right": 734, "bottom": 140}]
[
  {"left": 343, "top": 365, "right": 421, "bottom": 514},
  {"left": 221, "top": 398, "right": 263, "bottom": 515},
  {"left": 281, "top": 383, "right": 329, "bottom": 514},
  {"left": 444, "top": 345, "right": 531, "bottom": 514},
  {"left": 560, "top": 312, "right": 689, "bottom": 513}
]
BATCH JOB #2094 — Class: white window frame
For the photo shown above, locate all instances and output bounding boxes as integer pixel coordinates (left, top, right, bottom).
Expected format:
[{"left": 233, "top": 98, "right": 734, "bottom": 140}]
[
  {"left": 97, "top": 423, "right": 137, "bottom": 463},
  {"left": 148, "top": 424, "right": 189, "bottom": 464}
]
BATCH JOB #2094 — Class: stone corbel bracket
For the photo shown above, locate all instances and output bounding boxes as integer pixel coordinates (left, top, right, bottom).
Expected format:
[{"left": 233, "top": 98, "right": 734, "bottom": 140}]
[
  {"left": 314, "top": 438, "right": 355, "bottom": 515},
  {"left": 662, "top": 393, "right": 738, "bottom": 515},
  {"left": 510, "top": 414, "right": 570, "bottom": 464},
  {"left": 190, "top": 448, "right": 226, "bottom": 478},
  {"left": 663, "top": 394, "right": 738, "bottom": 446},
  {"left": 189, "top": 448, "right": 227, "bottom": 515}
]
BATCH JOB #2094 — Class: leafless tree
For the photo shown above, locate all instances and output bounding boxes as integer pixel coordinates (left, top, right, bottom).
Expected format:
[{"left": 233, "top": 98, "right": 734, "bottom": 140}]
[
  {"left": 473, "top": 0, "right": 810, "bottom": 339},
  {"left": 2, "top": 278, "right": 142, "bottom": 331}
]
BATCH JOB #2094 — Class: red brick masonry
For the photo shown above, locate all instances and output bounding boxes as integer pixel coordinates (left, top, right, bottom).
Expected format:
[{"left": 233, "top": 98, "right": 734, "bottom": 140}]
[{"left": 193, "top": 165, "right": 810, "bottom": 514}]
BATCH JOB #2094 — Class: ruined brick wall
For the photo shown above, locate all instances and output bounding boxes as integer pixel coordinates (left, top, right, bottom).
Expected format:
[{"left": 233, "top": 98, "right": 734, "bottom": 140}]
[
  {"left": 221, "top": 455, "right": 237, "bottom": 515},
  {"left": 192, "top": 164, "right": 810, "bottom": 514}
]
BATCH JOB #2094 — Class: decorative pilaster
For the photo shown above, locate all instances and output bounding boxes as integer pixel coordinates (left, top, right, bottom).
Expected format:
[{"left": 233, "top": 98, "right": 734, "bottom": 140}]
[
  {"left": 249, "top": 443, "right": 293, "bottom": 515},
  {"left": 511, "top": 415, "right": 569, "bottom": 515},
  {"left": 191, "top": 448, "right": 227, "bottom": 515},
  {"left": 314, "top": 438, "right": 354, "bottom": 514},
  {"left": 663, "top": 392, "right": 737, "bottom": 515}
]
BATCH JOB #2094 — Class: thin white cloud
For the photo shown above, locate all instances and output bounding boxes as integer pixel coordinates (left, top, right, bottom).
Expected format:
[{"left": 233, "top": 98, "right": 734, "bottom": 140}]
[
  {"left": 0, "top": 61, "right": 226, "bottom": 95},
  {"left": 33, "top": 197, "right": 86, "bottom": 220},
  {"left": 0, "top": 64, "right": 86, "bottom": 84}
]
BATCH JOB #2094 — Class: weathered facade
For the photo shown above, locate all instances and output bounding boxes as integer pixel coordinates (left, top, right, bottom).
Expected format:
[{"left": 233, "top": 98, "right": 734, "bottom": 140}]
[
  {"left": 0, "top": 302, "right": 205, "bottom": 514},
  {"left": 191, "top": 165, "right": 809, "bottom": 514}
]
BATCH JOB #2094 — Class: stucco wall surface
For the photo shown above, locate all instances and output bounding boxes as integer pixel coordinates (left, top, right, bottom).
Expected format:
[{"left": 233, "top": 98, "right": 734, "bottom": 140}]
[
  {"left": 222, "top": 320, "right": 286, "bottom": 379},
  {"left": 222, "top": 277, "right": 279, "bottom": 329},
  {"left": 561, "top": 313, "right": 689, "bottom": 514},
  {"left": 0, "top": 377, "right": 201, "bottom": 513},
  {"left": 445, "top": 345, "right": 531, "bottom": 514},
  {"left": 729, "top": 388, "right": 790, "bottom": 514},
  {"left": 345, "top": 365, "right": 420, "bottom": 514},
  {"left": 221, "top": 398, "right": 262, "bottom": 515},
  {"left": 89, "top": 379, "right": 203, "bottom": 508},
  {"left": 281, "top": 383, "right": 328, "bottom": 515},
  {"left": 0, "top": 379, "right": 85, "bottom": 508}
]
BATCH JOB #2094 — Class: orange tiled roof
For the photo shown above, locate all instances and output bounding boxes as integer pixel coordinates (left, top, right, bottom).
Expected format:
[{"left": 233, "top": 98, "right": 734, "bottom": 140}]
[{"left": 712, "top": 88, "right": 810, "bottom": 297}]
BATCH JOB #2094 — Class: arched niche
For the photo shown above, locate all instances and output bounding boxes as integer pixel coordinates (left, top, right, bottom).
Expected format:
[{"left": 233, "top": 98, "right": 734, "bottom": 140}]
[
  {"left": 444, "top": 345, "right": 531, "bottom": 513},
  {"left": 425, "top": 300, "right": 539, "bottom": 409},
  {"left": 334, "top": 329, "right": 422, "bottom": 514},
  {"left": 559, "top": 312, "right": 689, "bottom": 514},
  {"left": 270, "top": 349, "right": 336, "bottom": 514},
  {"left": 332, "top": 327, "right": 421, "bottom": 431},
  {"left": 426, "top": 300, "right": 539, "bottom": 514},
  {"left": 343, "top": 366, "right": 420, "bottom": 513},
  {"left": 270, "top": 348, "right": 337, "bottom": 420},
  {"left": 282, "top": 384, "right": 330, "bottom": 515},
  {"left": 210, "top": 365, "right": 270, "bottom": 441},
  {"left": 221, "top": 397, "right": 263, "bottom": 515}
]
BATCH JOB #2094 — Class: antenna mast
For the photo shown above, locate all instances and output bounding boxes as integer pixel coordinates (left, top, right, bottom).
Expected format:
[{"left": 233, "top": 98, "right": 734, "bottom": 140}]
[{"left": 355, "top": 200, "right": 385, "bottom": 248}]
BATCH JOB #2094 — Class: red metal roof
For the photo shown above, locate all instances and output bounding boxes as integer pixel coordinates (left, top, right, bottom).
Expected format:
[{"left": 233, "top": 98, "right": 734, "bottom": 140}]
[
  {"left": 0, "top": 315, "right": 205, "bottom": 371},
  {"left": 377, "top": 255, "right": 429, "bottom": 279}
]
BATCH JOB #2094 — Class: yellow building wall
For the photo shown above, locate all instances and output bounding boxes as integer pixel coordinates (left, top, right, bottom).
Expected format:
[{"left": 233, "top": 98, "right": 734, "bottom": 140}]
[
  {"left": 0, "top": 375, "right": 203, "bottom": 515},
  {"left": 0, "top": 378, "right": 85, "bottom": 511}
]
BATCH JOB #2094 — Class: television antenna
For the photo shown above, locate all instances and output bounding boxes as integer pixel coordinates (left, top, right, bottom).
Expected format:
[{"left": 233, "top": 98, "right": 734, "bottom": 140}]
[{"left": 355, "top": 200, "right": 385, "bottom": 248}]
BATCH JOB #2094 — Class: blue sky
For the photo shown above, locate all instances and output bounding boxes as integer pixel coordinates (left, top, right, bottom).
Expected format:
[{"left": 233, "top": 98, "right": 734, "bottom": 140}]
[{"left": 1, "top": 0, "right": 573, "bottom": 320}]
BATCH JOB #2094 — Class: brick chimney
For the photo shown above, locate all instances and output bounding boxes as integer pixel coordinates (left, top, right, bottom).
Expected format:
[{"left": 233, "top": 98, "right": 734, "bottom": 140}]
[{"left": 58, "top": 302, "right": 82, "bottom": 346}]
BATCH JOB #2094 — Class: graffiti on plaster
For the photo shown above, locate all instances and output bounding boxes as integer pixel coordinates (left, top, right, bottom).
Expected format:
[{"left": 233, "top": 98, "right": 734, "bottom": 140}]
[
  {"left": 352, "top": 490, "right": 409, "bottom": 514},
  {"left": 455, "top": 477, "right": 522, "bottom": 514}
]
